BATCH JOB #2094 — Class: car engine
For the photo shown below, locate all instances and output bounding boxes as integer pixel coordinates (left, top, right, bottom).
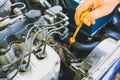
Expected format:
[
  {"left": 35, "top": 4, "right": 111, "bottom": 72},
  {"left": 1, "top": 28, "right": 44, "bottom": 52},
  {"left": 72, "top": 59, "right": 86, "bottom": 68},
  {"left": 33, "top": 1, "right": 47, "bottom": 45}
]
[{"left": 0, "top": 0, "right": 120, "bottom": 80}]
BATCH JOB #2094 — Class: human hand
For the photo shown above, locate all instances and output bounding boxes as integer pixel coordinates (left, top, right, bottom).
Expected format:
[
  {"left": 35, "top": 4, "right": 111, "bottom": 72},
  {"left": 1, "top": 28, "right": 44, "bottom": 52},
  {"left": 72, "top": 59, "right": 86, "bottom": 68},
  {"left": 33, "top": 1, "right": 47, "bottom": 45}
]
[{"left": 75, "top": 0, "right": 120, "bottom": 26}]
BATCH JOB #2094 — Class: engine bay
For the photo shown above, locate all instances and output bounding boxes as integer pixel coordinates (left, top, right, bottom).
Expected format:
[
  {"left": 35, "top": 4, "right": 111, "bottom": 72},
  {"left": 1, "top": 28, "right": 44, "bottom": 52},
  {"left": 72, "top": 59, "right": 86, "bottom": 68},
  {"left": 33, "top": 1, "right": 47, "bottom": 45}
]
[{"left": 0, "top": 0, "right": 120, "bottom": 80}]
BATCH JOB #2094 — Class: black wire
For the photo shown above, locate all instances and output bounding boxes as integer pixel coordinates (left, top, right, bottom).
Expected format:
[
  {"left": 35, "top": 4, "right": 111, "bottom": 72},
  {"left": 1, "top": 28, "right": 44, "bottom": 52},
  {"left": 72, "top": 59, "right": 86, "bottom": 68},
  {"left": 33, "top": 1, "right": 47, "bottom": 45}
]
[
  {"left": 26, "top": 27, "right": 49, "bottom": 68},
  {"left": 25, "top": 26, "right": 41, "bottom": 68},
  {"left": 40, "top": 23, "right": 65, "bottom": 59},
  {"left": 9, "top": 23, "right": 34, "bottom": 80},
  {"left": 26, "top": 21, "right": 65, "bottom": 64},
  {"left": 9, "top": 19, "right": 66, "bottom": 80},
  {"left": 61, "top": 0, "right": 67, "bottom": 9},
  {"left": 26, "top": 20, "right": 66, "bottom": 68},
  {"left": 37, "top": 20, "right": 65, "bottom": 27}
]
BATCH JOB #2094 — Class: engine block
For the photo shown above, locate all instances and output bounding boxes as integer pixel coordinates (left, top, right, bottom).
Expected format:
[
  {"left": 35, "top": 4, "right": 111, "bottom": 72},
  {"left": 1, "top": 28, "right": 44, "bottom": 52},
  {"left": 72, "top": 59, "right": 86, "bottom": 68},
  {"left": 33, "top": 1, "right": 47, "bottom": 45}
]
[{"left": 0, "top": 1, "right": 69, "bottom": 79}]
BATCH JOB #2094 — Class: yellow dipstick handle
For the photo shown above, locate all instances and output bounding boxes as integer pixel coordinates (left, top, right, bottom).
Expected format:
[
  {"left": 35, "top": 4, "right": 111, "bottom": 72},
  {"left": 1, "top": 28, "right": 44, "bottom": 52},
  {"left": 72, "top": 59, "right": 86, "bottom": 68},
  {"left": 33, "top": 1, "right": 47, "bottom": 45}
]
[{"left": 70, "top": 10, "right": 89, "bottom": 45}]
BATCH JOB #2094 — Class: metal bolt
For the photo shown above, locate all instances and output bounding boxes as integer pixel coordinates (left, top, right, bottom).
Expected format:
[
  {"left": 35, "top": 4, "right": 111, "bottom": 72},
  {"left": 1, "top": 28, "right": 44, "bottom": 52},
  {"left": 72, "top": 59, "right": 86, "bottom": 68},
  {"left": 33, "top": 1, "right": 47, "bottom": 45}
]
[
  {"left": 13, "top": 8, "right": 22, "bottom": 15},
  {"left": 22, "top": 36, "right": 26, "bottom": 40},
  {"left": 14, "top": 8, "right": 20, "bottom": 13},
  {"left": 118, "top": 7, "right": 120, "bottom": 13},
  {"left": 88, "top": 37, "right": 92, "bottom": 41},
  {"left": 0, "top": 48, "right": 6, "bottom": 52}
]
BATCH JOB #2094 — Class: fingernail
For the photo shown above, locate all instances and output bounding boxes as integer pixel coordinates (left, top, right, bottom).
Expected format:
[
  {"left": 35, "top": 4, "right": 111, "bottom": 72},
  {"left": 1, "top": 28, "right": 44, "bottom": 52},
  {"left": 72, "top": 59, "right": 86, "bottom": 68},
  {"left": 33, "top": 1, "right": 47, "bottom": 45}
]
[
  {"left": 83, "top": 18, "right": 88, "bottom": 23},
  {"left": 87, "top": 22, "right": 91, "bottom": 26},
  {"left": 83, "top": 18, "right": 91, "bottom": 26},
  {"left": 92, "top": 20, "right": 96, "bottom": 25}
]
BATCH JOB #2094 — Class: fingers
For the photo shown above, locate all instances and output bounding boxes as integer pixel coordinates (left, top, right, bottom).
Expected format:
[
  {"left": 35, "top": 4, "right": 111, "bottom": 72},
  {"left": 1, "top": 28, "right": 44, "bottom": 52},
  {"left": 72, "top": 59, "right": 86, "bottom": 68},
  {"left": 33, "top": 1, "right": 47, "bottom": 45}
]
[
  {"left": 75, "top": 0, "right": 120, "bottom": 27},
  {"left": 74, "top": 0, "right": 93, "bottom": 26},
  {"left": 83, "top": 5, "right": 113, "bottom": 26}
]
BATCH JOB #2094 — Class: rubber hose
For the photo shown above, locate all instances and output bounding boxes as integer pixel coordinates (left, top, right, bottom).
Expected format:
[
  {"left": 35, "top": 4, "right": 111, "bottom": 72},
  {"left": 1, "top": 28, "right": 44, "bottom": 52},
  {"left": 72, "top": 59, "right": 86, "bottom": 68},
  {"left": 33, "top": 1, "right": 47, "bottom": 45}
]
[
  {"left": 63, "top": 36, "right": 99, "bottom": 51},
  {"left": 72, "top": 41, "right": 99, "bottom": 51}
]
